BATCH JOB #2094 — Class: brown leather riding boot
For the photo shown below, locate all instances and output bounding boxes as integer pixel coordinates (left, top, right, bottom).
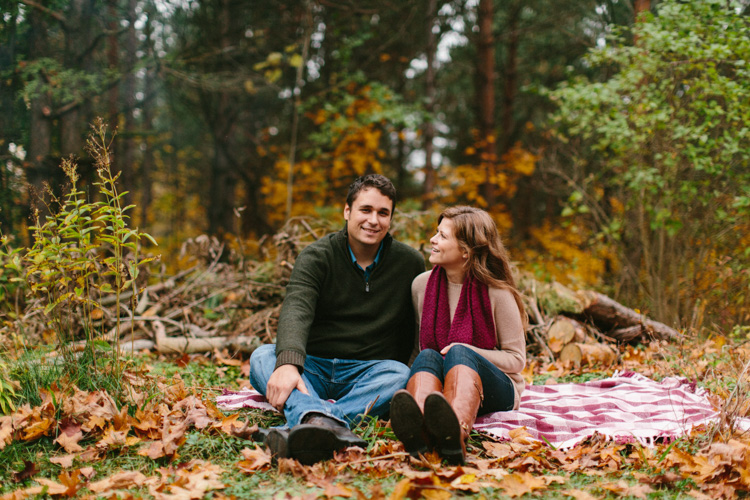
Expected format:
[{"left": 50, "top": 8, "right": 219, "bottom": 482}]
[
  {"left": 424, "top": 365, "right": 483, "bottom": 465},
  {"left": 390, "top": 371, "right": 442, "bottom": 456}
]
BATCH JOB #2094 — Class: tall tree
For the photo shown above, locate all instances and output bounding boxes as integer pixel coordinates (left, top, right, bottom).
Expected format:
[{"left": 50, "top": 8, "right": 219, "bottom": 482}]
[
  {"left": 476, "top": 0, "right": 497, "bottom": 207},
  {"left": 25, "top": 2, "right": 54, "bottom": 207},
  {"left": 0, "top": 1, "right": 27, "bottom": 233},
  {"left": 119, "top": 0, "right": 138, "bottom": 209},
  {"left": 421, "top": 0, "right": 438, "bottom": 207},
  {"left": 61, "top": 0, "right": 96, "bottom": 159}
]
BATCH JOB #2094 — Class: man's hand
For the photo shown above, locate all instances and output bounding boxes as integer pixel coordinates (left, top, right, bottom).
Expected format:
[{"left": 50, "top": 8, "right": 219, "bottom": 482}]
[{"left": 266, "top": 364, "right": 309, "bottom": 411}]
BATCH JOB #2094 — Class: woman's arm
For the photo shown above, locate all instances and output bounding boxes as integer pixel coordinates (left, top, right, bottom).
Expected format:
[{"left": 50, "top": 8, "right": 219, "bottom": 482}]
[{"left": 471, "top": 287, "right": 526, "bottom": 374}]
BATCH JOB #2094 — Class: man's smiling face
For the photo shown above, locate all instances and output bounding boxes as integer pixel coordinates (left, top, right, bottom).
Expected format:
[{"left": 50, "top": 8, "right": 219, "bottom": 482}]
[{"left": 343, "top": 187, "right": 393, "bottom": 251}]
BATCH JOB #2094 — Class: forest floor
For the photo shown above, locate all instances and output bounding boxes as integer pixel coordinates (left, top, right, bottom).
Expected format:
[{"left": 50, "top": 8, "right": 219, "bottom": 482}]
[
  {"left": 2, "top": 333, "right": 749, "bottom": 500},
  {"left": 1, "top": 225, "right": 749, "bottom": 499}
]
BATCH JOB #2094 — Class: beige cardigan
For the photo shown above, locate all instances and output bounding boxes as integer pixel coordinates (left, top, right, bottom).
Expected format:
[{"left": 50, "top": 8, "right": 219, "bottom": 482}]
[{"left": 411, "top": 270, "right": 526, "bottom": 409}]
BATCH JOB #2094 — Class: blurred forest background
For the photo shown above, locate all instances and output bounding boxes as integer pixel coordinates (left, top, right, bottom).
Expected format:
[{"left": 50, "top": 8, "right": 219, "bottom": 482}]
[{"left": 1, "top": 0, "right": 749, "bottom": 333}]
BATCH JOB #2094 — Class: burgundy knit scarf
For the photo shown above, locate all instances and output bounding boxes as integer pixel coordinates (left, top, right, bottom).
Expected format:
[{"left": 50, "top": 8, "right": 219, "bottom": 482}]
[{"left": 420, "top": 266, "right": 497, "bottom": 352}]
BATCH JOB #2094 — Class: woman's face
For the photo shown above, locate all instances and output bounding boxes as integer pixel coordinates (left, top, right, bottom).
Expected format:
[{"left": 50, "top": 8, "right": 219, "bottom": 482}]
[{"left": 429, "top": 218, "right": 466, "bottom": 271}]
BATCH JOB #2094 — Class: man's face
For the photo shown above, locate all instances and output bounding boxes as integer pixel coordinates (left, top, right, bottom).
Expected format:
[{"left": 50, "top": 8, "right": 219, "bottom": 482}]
[{"left": 344, "top": 187, "right": 393, "bottom": 249}]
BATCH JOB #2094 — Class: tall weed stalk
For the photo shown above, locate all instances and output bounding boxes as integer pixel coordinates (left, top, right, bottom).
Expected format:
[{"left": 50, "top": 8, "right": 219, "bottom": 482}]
[{"left": 23, "top": 119, "right": 157, "bottom": 396}]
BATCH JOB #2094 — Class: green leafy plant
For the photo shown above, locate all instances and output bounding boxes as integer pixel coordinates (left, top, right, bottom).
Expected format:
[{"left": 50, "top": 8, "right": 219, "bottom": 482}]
[
  {"left": 0, "top": 360, "right": 17, "bottom": 414},
  {"left": 0, "top": 237, "right": 25, "bottom": 317},
  {"left": 22, "top": 118, "right": 157, "bottom": 395}
]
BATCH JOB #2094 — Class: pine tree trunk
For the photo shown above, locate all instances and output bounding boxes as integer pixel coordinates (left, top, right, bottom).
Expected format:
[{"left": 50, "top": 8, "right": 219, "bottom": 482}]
[
  {"left": 422, "top": 0, "right": 438, "bottom": 209},
  {"left": 27, "top": 5, "right": 53, "bottom": 218},
  {"left": 476, "top": 0, "right": 497, "bottom": 207}
]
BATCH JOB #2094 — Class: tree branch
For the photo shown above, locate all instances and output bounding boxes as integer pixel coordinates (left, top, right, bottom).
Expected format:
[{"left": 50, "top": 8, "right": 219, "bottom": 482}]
[{"left": 19, "top": 0, "right": 66, "bottom": 24}]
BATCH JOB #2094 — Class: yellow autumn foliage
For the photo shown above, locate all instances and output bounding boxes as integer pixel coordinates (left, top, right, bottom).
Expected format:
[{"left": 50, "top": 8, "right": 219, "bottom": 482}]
[
  {"left": 502, "top": 142, "right": 537, "bottom": 176},
  {"left": 434, "top": 141, "right": 536, "bottom": 215},
  {"left": 519, "top": 221, "right": 614, "bottom": 289},
  {"left": 261, "top": 86, "right": 390, "bottom": 226}
]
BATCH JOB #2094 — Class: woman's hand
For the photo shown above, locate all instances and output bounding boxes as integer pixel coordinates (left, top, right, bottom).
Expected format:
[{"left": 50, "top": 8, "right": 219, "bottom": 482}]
[{"left": 439, "top": 342, "right": 472, "bottom": 355}]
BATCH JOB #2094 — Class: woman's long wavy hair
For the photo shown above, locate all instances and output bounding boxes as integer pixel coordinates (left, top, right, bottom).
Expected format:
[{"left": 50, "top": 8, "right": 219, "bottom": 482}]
[{"left": 438, "top": 206, "right": 527, "bottom": 326}]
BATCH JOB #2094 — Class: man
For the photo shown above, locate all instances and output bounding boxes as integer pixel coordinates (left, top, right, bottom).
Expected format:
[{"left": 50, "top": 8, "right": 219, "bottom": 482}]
[{"left": 249, "top": 174, "right": 425, "bottom": 465}]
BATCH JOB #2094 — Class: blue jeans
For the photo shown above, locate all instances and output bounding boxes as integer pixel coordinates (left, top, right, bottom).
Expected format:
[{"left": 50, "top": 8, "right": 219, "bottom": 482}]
[
  {"left": 411, "top": 345, "right": 515, "bottom": 414},
  {"left": 249, "top": 344, "right": 410, "bottom": 429}
]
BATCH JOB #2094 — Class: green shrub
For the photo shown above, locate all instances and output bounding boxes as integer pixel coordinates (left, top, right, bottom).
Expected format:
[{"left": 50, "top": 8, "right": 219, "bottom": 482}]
[{"left": 19, "top": 118, "right": 157, "bottom": 397}]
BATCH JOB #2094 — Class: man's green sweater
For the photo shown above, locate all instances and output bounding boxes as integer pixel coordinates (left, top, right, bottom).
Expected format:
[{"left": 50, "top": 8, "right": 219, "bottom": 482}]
[{"left": 274, "top": 227, "right": 425, "bottom": 370}]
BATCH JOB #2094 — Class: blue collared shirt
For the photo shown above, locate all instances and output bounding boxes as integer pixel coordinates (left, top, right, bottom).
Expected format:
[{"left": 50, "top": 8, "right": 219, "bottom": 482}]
[{"left": 349, "top": 241, "right": 384, "bottom": 280}]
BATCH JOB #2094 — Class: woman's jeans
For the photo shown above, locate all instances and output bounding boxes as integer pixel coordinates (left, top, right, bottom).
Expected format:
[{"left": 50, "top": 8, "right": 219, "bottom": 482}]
[
  {"left": 249, "top": 343, "right": 410, "bottom": 429},
  {"left": 411, "top": 345, "right": 515, "bottom": 414}
]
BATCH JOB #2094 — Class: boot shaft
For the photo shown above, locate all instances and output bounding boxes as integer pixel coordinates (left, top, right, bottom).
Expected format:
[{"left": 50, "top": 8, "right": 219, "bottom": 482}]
[
  {"left": 442, "top": 364, "right": 483, "bottom": 434},
  {"left": 406, "top": 370, "right": 443, "bottom": 412}
]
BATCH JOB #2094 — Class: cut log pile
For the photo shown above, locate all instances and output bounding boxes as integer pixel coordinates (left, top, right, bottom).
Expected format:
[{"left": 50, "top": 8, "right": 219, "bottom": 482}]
[
  {"left": 520, "top": 276, "right": 681, "bottom": 367},
  {"left": 19, "top": 220, "right": 681, "bottom": 368}
]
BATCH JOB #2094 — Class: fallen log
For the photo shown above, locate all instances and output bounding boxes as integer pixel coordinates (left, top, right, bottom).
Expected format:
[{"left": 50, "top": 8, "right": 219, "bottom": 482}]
[
  {"left": 576, "top": 291, "right": 681, "bottom": 342},
  {"left": 609, "top": 325, "right": 647, "bottom": 344},
  {"left": 547, "top": 316, "right": 587, "bottom": 353},
  {"left": 117, "top": 339, "right": 156, "bottom": 352},
  {"left": 535, "top": 281, "right": 585, "bottom": 317},
  {"left": 560, "top": 341, "right": 617, "bottom": 368},
  {"left": 153, "top": 321, "right": 264, "bottom": 354}
]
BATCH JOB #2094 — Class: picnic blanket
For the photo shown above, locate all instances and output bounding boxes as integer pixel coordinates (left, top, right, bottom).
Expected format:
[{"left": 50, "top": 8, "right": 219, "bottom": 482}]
[{"left": 215, "top": 371, "right": 736, "bottom": 449}]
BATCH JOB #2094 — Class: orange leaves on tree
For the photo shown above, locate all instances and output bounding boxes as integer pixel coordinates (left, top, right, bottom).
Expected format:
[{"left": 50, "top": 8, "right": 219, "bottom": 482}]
[
  {"left": 520, "top": 221, "right": 613, "bottom": 288},
  {"left": 501, "top": 142, "right": 537, "bottom": 177},
  {"left": 440, "top": 137, "right": 536, "bottom": 214},
  {"left": 261, "top": 83, "right": 394, "bottom": 226}
]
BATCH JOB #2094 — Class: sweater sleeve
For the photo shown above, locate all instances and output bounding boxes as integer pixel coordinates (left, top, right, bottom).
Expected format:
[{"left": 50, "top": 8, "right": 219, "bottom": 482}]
[
  {"left": 274, "top": 244, "right": 326, "bottom": 370},
  {"left": 479, "top": 288, "right": 526, "bottom": 375}
]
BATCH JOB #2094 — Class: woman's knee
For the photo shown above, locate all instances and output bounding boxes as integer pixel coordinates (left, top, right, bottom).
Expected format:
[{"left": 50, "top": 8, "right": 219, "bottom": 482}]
[
  {"left": 415, "top": 348, "right": 442, "bottom": 363},
  {"left": 410, "top": 349, "right": 443, "bottom": 378},
  {"left": 443, "top": 344, "right": 480, "bottom": 372},
  {"left": 444, "top": 343, "right": 475, "bottom": 362}
]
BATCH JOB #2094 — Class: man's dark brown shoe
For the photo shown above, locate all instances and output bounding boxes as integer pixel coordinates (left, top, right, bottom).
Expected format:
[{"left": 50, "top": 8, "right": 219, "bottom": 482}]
[
  {"left": 265, "top": 428, "right": 291, "bottom": 460},
  {"left": 254, "top": 427, "right": 291, "bottom": 461},
  {"left": 287, "top": 414, "right": 366, "bottom": 465}
]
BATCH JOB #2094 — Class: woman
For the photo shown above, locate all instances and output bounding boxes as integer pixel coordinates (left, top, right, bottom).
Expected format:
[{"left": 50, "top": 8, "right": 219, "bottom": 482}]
[{"left": 390, "top": 206, "right": 527, "bottom": 464}]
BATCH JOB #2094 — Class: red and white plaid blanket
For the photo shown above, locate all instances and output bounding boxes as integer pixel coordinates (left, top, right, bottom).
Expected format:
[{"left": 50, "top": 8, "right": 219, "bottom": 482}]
[{"left": 215, "top": 372, "right": 735, "bottom": 449}]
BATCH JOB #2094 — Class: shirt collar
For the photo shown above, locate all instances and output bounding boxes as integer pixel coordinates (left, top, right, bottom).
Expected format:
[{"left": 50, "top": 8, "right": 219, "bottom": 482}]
[{"left": 348, "top": 241, "right": 384, "bottom": 275}]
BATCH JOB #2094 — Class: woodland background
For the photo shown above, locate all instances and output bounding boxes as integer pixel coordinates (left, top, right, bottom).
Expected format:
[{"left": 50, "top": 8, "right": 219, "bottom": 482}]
[{"left": 1, "top": 0, "right": 749, "bottom": 334}]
